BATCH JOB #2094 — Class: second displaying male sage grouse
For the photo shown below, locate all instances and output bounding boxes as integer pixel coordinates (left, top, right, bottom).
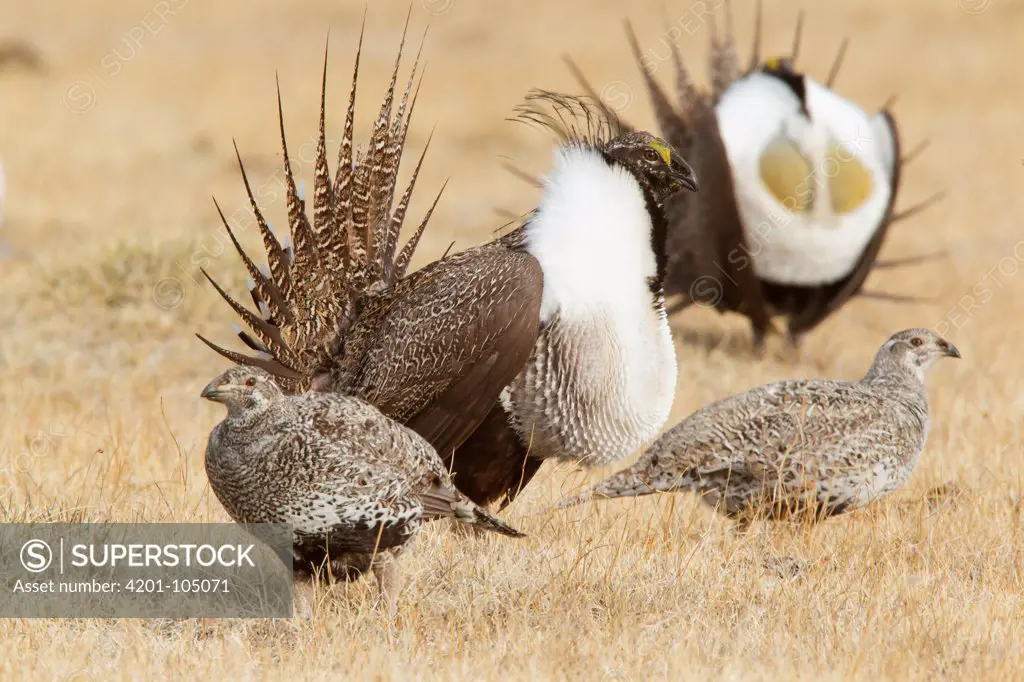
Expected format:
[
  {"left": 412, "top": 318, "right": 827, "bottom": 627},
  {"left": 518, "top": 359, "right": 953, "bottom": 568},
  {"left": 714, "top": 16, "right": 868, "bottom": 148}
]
[
  {"left": 569, "top": 3, "right": 942, "bottom": 349},
  {"left": 202, "top": 366, "right": 523, "bottom": 607},
  {"left": 198, "top": 24, "right": 698, "bottom": 509},
  {"left": 559, "top": 329, "right": 959, "bottom": 524}
]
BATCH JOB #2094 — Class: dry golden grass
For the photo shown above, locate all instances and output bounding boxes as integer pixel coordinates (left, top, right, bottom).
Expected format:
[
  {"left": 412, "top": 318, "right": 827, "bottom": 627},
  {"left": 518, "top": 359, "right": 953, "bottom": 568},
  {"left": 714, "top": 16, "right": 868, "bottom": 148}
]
[{"left": 0, "top": 0, "right": 1022, "bottom": 679}]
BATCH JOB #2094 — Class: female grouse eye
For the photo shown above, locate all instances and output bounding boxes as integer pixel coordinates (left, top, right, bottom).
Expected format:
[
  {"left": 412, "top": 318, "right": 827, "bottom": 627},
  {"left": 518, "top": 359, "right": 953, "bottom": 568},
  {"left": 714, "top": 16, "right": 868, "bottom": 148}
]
[
  {"left": 910, "top": 337, "right": 923, "bottom": 347},
  {"left": 244, "top": 377, "right": 257, "bottom": 387}
]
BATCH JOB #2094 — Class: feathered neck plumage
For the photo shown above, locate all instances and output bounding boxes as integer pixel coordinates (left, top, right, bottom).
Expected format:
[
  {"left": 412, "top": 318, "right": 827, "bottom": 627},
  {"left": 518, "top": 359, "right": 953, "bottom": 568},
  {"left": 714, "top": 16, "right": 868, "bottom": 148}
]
[
  {"left": 508, "top": 90, "right": 678, "bottom": 299},
  {"left": 519, "top": 144, "right": 665, "bottom": 322},
  {"left": 222, "top": 396, "right": 287, "bottom": 427},
  {"left": 863, "top": 351, "right": 928, "bottom": 392}
]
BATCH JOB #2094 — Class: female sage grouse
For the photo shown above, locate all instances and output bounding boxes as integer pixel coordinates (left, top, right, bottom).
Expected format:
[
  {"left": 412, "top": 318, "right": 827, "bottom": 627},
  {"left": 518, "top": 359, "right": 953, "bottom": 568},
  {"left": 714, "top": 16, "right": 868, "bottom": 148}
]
[
  {"left": 202, "top": 365, "right": 524, "bottom": 607},
  {"left": 560, "top": 329, "right": 959, "bottom": 524},
  {"left": 568, "top": 3, "right": 942, "bottom": 349},
  {"left": 197, "top": 24, "right": 698, "bottom": 509}
]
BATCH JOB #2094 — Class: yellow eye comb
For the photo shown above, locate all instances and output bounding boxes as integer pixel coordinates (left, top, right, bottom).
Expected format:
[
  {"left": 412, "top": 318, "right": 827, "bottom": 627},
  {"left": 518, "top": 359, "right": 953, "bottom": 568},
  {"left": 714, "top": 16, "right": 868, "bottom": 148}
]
[{"left": 647, "top": 140, "right": 671, "bottom": 165}]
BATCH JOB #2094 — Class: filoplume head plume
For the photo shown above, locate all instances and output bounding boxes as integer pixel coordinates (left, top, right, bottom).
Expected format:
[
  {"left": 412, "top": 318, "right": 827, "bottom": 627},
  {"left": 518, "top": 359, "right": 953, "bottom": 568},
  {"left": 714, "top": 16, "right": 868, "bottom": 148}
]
[
  {"left": 568, "top": 3, "right": 943, "bottom": 349},
  {"left": 511, "top": 89, "right": 626, "bottom": 150},
  {"left": 511, "top": 90, "right": 698, "bottom": 202},
  {"left": 197, "top": 17, "right": 444, "bottom": 391}
]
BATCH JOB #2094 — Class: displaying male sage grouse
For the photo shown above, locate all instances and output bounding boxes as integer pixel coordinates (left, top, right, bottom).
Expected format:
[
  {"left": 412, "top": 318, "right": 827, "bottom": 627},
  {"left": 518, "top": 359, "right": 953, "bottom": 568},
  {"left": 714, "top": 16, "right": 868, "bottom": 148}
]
[
  {"left": 197, "top": 26, "right": 699, "bottom": 510},
  {"left": 202, "top": 366, "right": 524, "bottom": 607},
  {"left": 559, "top": 329, "right": 959, "bottom": 525},
  {"left": 568, "top": 4, "right": 942, "bottom": 349}
]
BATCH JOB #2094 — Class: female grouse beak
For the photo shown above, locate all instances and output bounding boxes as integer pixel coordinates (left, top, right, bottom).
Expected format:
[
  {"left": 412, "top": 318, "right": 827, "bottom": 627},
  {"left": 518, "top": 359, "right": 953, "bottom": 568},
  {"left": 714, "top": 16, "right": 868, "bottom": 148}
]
[
  {"left": 944, "top": 343, "right": 961, "bottom": 359},
  {"left": 669, "top": 156, "right": 699, "bottom": 193},
  {"left": 201, "top": 381, "right": 223, "bottom": 401}
]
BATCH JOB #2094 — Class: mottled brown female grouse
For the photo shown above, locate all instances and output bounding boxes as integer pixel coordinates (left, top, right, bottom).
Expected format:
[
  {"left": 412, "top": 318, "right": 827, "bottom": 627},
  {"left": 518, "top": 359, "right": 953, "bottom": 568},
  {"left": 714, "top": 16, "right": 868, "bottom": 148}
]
[
  {"left": 202, "top": 366, "right": 523, "bottom": 608},
  {"left": 560, "top": 329, "right": 959, "bottom": 524}
]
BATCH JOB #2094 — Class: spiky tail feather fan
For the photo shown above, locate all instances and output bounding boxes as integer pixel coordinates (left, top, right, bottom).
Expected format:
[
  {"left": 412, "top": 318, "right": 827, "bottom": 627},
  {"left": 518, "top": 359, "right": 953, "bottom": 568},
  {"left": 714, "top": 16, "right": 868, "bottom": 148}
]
[
  {"left": 665, "top": 2, "right": 941, "bottom": 333},
  {"left": 197, "top": 18, "right": 443, "bottom": 392}
]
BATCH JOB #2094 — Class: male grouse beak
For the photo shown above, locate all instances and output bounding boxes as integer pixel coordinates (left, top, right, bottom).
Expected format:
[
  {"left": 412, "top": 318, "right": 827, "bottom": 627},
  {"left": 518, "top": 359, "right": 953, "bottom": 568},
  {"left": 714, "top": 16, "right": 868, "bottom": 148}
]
[{"left": 669, "top": 156, "right": 699, "bottom": 193}]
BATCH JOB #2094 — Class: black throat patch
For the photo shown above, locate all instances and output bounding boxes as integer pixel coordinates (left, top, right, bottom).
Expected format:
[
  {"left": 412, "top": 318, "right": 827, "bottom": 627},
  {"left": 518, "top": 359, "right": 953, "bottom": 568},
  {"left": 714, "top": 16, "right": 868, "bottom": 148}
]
[
  {"left": 598, "top": 149, "right": 670, "bottom": 313},
  {"left": 762, "top": 58, "right": 810, "bottom": 118}
]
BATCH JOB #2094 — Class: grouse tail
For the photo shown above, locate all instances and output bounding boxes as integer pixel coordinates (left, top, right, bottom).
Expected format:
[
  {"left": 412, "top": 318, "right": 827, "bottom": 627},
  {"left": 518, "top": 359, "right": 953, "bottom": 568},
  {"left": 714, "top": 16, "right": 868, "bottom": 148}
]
[
  {"left": 557, "top": 467, "right": 659, "bottom": 509},
  {"left": 198, "top": 15, "right": 444, "bottom": 392},
  {"left": 458, "top": 502, "right": 527, "bottom": 538}
]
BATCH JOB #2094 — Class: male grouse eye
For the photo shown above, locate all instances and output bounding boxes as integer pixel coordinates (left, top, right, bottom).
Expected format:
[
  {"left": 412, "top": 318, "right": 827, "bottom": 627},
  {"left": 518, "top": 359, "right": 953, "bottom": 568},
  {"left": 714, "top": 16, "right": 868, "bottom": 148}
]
[
  {"left": 245, "top": 377, "right": 257, "bottom": 387},
  {"left": 910, "top": 337, "right": 923, "bottom": 347},
  {"left": 644, "top": 148, "right": 661, "bottom": 162}
]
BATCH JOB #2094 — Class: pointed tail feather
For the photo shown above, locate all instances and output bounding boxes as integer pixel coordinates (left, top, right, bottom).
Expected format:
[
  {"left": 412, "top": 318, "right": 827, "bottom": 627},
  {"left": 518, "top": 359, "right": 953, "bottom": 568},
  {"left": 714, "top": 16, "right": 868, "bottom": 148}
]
[
  {"left": 195, "top": 334, "right": 304, "bottom": 381},
  {"left": 200, "top": 268, "right": 296, "bottom": 366},
  {"left": 394, "top": 179, "right": 448, "bottom": 279},
  {"left": 275, "top": 77, "right": 317, "bottom": 279},
  {"left": 377, "top": 40, "right": 426, "bottom": 277},
  {"left": 790, "top": 11, "right": 805, "bottom": 64},
  {"left": 557, "top": 469, "right": 659, "bottom": 509},
  {"left": 363, "top": 9, "right": 412, "bottom": 273},
  {"left": 213, "top": 196, "right": 290, "bottom": 324},
  {"left": 666, "top": 25, "right": 701, "bottom": 113},
  {"left": 890, "top": 191, "right": 945, "bottom": 225},
  {"left": 624, "top": 21, "right": 689, "bottom": 150},
  {"left": 708, "top": 0, "right": 741, "bottom": 100},
  {"left": 455, "top": 502, "right": 526, "bottom": 538},
  {"left": 900, "top": 138, "right": 930, "bottom": 167},
  {"left": 381, "top": 128, "right": 434, "bottom": 280},
  {"left": 825, "top": 37, "right": 850, "bottom": 88},
  {"left": 232, "top": 142, "right": 292, "bottom": 303},
  {"left": 421, "top": 482, "right": 526, "bottom": 538},
  {"left": 312, "top": 36, "right": 336, "bottom": 240},
  {"left": 747, "top": 0, "right": 763, "bottom": 72},
  {"left": 873, "top": 251, "right": 947, "bottom": 271}
]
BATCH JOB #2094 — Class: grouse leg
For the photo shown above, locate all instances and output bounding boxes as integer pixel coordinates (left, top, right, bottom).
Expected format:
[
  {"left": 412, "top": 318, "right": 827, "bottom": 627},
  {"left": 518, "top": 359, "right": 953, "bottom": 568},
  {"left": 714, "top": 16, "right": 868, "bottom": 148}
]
[{"left": 371, "top": 553, "right": 401, "bottom": 617}]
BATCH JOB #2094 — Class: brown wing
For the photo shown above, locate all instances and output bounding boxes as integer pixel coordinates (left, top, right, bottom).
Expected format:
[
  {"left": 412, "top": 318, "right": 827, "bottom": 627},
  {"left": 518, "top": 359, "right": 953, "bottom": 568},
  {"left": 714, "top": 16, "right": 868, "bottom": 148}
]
[
  {"left": 352, "top": 242, "right": 544, "bottom": 462},
  {"left": 445, "top": 402, "right": 545, "bottom": 508}
]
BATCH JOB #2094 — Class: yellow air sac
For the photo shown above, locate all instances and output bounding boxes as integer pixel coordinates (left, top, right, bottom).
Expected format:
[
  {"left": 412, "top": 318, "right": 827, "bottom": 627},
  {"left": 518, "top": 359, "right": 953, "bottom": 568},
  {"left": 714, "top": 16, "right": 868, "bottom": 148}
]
[
  {"left": 826, "top": 142, "right": 874, "bottom": 214},
  {"left": 758, "top": 136, "right": 813, "bottom": 214}
]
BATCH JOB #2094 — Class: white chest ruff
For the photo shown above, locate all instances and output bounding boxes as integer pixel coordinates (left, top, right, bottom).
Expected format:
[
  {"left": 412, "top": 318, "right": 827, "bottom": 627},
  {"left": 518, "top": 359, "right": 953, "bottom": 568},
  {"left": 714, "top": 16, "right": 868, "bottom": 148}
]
[
  {"left": 506, "top": 306, "right": 677, "bottom": 467},
  {"left": 716, "top": 73, "right": 897, "bottom": 286},
  {"left": 504, "top": 145, "right": 678, "bottom": 466}
]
